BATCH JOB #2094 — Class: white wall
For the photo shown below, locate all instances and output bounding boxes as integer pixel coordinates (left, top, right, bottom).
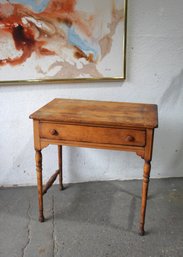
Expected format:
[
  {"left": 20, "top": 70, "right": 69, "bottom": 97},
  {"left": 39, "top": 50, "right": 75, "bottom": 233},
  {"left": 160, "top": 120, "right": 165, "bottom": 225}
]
[{"left": 0, "top": 0, "right": 183, "bottom": 186}]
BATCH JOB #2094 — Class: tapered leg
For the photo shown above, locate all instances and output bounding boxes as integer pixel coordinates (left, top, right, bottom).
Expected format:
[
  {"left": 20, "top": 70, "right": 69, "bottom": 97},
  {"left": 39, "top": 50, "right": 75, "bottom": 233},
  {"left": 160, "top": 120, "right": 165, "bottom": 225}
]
[
  {"left": 139, "top": 160, "right": 151, "bottom": 235},
  {"left": 35, "top": 149, "right": 44, "bottom": 222},
  {"left": 58, "top": 145, "right": 63, "bottom": 190}
]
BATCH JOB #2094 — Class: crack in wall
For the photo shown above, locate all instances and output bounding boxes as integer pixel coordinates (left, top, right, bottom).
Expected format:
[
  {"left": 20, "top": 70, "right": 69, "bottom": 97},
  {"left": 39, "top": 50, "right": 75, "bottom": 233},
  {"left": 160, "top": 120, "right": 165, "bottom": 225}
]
[{"left": 22, "top": 201, "right": 31, "bottom": 257}]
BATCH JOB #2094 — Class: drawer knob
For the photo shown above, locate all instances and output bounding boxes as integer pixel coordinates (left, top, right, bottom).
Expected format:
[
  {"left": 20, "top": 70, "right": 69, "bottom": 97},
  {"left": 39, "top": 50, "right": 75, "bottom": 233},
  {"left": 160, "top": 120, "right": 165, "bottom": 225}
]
[
  {"left": 125, "top": 135, "right": 135, "bottom": 142},
  {"left": 50, "top": 129, "right": 58, "bottom": 136}
]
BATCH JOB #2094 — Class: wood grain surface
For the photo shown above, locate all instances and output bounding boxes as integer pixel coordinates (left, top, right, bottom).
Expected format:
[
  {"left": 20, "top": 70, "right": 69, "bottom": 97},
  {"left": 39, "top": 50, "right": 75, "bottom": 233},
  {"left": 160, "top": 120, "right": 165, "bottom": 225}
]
[{"left": 30, "top": 98, "right": 158, "bottom": 129}]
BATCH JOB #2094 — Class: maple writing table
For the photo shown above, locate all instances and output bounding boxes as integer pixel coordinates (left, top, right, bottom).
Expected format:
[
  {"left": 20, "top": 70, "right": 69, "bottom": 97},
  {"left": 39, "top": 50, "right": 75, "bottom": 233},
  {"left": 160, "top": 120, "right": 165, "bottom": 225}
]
[{"left": 30, "top": 98, "right": 158, "bottom": 235}]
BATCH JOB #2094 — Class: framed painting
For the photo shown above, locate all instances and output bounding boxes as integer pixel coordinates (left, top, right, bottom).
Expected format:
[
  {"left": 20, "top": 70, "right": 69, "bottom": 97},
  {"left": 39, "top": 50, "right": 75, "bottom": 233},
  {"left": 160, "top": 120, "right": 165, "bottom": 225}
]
[{"left": 0, "top": 0, "right": 127, "bottom": 84}]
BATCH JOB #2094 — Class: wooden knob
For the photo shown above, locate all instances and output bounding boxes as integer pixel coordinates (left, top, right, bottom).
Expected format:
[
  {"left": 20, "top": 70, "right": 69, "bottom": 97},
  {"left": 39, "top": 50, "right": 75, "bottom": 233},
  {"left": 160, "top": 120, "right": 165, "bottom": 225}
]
[
  {"left": 50, "top": 129, "right": 58, "bottom": 136},
  {"left": 125, "top": 135, "right": 135, "bottom": 142}
]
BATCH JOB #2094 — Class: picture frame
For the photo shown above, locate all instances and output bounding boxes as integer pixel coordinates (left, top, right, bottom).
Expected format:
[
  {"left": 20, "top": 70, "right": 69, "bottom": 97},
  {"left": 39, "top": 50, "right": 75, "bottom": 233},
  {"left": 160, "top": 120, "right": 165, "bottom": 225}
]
[{"left": 0, "top": 0, "right": 127, "bottom": 84}]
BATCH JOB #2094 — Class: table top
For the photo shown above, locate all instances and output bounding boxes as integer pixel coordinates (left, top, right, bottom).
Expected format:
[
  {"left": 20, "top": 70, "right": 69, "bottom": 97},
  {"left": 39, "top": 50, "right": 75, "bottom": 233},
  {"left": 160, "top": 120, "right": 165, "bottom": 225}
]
[{"left": 30, "top": 98, "right": 158, "bottom": 129}]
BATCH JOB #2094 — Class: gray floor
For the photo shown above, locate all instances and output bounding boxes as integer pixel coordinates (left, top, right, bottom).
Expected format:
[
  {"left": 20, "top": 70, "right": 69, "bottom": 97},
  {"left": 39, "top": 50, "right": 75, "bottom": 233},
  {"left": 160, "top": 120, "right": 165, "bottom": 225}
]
[{"left": 0, "top": 178, "right": 183, "bottom": 257}]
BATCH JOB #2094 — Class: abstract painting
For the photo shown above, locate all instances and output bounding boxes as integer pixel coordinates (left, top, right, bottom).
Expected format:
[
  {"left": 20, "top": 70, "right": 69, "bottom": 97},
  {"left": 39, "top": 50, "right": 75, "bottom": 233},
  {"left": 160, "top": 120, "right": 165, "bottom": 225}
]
[{"left": 0, "top": 0, "right": 127, "bottom": 84}]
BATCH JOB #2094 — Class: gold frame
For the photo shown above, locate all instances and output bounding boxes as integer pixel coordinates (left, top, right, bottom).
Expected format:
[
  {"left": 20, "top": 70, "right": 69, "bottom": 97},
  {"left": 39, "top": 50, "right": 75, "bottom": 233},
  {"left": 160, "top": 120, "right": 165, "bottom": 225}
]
[{"left": 0, "top": 0, "right": 128, "bottom": 85}]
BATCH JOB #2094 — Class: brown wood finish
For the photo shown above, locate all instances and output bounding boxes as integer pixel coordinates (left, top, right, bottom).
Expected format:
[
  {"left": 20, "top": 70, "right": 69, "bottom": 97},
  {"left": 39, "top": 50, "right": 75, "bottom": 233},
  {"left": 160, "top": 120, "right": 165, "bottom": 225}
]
[
  {"left": 40, "top": 123, "right": 146, "bottom": 147},
  {"left": 30, "top": 98, "right": 158, "bottom": 129},
  {"left": 42, "top": 170, "right": 59, "bottom": 195},
  {"left": 58, "top": 145, "right": 63, "bottom": 190},
  {"left": 140, "top": 129, "right": 154, "bottom": 235},
  {"left": 35, "top": 150, "right": 44, "bottom": 222},
  {"left": 30, "top": 98, "right": 158, "bottom": 235}
]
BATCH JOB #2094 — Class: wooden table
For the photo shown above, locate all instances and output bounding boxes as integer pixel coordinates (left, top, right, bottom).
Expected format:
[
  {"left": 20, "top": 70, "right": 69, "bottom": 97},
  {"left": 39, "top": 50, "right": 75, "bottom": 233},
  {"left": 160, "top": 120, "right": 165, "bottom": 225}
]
[{"left": 30, "top": 98, "right": 158, "bottom": 235}]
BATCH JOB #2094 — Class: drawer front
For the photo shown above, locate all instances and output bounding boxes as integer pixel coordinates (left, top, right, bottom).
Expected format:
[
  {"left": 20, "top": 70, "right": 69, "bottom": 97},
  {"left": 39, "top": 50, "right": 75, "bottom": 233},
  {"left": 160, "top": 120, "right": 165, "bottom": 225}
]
[{"left": 40, "top": 123, "right": 146, "bottom": 147}]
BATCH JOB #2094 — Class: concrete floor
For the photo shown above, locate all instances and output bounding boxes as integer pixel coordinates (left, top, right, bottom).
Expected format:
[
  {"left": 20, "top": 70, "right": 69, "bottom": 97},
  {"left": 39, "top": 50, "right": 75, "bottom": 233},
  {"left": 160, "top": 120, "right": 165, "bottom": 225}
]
[{"left": 0, "top": 178, "right": 183, "bottom": 257}]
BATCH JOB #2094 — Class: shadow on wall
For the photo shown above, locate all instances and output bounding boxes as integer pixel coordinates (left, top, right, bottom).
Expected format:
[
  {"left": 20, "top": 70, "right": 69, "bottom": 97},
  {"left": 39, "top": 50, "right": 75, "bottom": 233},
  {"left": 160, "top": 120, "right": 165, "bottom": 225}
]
[
  {"left": 156, "top": 69, "right": 183, "bottom": 177},
  {"left": 160, "top": 69, "right": 183, "bottom": 108}
]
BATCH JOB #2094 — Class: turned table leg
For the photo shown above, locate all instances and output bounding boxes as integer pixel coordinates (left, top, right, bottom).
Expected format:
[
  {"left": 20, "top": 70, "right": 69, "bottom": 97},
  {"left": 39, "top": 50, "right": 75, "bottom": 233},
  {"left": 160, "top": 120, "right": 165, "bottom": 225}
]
[
  {"left": 139, "top": 160, "right": 151, "bottom": 235},
  {"left": 35, "top": 149, "right": 44, "bottom": 222},
  {"left": 58, "top": 145, "right": 63, "bottom": 190}
]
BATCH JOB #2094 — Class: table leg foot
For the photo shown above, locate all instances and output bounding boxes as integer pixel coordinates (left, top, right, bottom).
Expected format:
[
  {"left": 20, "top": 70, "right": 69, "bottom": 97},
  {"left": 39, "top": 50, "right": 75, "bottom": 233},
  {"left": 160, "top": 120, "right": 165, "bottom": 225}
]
[
  {"left": 59, "top": 185, "right": 64, "bottom": 191},
  {"left": 39, "top": 214, "right": 45, "bottom": 223},
  {"left": 139, "top": 227, "right": 145, "bottom": 236}
]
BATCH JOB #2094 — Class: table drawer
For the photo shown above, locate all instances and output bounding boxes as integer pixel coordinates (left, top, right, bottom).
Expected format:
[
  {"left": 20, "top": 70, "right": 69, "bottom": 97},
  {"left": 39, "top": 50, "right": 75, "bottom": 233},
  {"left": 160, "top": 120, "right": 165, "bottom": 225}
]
[{"left": 40, "top": 123, "right": 146, "bottom": 147}]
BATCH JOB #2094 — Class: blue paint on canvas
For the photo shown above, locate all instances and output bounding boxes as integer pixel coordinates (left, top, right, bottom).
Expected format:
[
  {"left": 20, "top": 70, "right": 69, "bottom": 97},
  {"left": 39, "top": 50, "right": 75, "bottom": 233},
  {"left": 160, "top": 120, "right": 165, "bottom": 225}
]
[
  {"left": 9, "top": 0, "right": 49, "bottom": 12},
  {"left": 68, "top": 27, "right": 99, "bottom": 61}
]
